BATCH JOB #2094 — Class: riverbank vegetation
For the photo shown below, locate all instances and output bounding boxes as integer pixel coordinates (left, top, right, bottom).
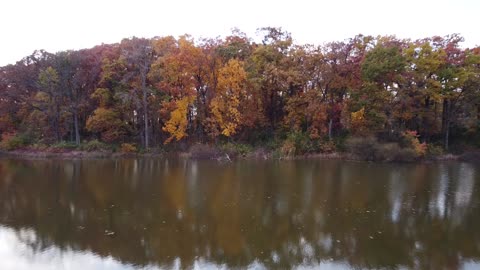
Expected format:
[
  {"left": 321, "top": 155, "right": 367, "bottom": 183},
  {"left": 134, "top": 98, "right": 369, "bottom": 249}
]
[{"left": 1, "top": 28, "right": 480, "bottom": 161}]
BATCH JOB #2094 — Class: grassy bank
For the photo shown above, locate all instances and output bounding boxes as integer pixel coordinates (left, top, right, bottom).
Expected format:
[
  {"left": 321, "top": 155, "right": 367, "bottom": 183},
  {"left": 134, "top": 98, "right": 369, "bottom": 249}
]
[{"left": 2, "top": 137, "right": 479, "bottom": 163}]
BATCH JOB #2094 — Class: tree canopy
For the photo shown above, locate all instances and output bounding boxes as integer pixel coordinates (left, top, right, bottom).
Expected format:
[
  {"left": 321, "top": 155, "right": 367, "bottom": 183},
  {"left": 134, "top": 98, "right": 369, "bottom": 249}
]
[{"left": 1, "top": 29, "right": 479, "bottom": 152}]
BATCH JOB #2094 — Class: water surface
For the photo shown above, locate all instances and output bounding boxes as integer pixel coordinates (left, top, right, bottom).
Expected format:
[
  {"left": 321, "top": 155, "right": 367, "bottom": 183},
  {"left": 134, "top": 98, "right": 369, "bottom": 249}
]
[{"left": 0, "top": 158, "right": 479, "bottom": 269}]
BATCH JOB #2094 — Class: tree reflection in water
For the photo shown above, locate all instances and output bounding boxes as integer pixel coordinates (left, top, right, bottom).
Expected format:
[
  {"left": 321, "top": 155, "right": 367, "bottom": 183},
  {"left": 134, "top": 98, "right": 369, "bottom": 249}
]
[{"left": 0, "top": 159, "right": 479, "bottom": 270}]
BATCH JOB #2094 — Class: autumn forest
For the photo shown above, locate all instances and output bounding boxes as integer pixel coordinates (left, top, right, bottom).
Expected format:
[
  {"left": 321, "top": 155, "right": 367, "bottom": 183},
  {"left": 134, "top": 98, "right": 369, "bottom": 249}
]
[{"left": 1, "top": 28, "right": 480, "bottom": 158}]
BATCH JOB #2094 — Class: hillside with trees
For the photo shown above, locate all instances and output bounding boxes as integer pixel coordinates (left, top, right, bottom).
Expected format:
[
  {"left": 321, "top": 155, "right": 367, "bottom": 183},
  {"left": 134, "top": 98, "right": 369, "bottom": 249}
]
[{"left": 1, "top": 28, "right": 479, "bottom": 160}]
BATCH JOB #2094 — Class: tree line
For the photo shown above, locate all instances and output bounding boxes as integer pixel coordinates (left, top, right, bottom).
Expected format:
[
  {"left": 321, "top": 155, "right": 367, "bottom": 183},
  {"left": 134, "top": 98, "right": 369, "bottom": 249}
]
[{"left": 1, "top": 28, "right": 479, "bottom": 152}]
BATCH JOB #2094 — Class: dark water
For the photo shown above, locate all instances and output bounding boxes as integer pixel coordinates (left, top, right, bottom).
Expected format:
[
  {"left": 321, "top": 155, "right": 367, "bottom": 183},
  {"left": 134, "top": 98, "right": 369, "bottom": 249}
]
[{"left": 0, "top": 158, "right": 479, "bottom": 270}]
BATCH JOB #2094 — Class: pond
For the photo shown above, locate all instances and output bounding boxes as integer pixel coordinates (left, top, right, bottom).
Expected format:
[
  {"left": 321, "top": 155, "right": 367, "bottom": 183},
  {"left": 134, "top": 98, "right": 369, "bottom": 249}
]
[{"left": 0, "top": 158, "right": 479, "bottom": 269}]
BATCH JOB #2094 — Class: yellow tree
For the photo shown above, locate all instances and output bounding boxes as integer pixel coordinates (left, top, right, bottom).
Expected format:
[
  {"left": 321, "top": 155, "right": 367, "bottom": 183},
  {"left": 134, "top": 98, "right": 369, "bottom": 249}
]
[
  {"left": 86, "top": 88, "right": 128, "bottom": 143},
  {"left": 207, "top": 59, "right": 247, "bottom": 138},
  {"left": 149, "top": 36, "right": 199, "bottom": 144},
  {"left": 163, "top": 95, "right": 196, "bottom": 144},
  {"left": 349, "top": 107, "right": 367, "bottom": 136}
]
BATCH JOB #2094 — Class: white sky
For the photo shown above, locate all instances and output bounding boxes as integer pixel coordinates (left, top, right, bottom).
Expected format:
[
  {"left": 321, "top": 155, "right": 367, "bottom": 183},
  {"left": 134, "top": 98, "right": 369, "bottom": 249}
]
[{"left": 0, "top": 0, "right": 479, "bottom": 66}]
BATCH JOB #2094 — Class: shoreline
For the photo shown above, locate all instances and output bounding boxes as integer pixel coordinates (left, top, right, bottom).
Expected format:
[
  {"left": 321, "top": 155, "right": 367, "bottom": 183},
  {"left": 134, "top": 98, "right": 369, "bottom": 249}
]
[{"left": 0, "top": 149, "right": 467, "bottom": 163}]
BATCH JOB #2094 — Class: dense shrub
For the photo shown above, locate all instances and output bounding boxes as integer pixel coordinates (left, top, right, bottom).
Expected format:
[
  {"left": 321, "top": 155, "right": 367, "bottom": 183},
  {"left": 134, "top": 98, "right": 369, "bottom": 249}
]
[
  {"left": 346, "top": 136, "right": 419, "bottom": 162},
  {"left": 426, "top": 144, "right": 444, "bottom": 157},
  {"left": 51, "top": 141, "right": 78, "bottom": 150},
  {"left": 189, "top": 144, "right": 222, "bottom": 159},
  {"left": 220, "top": 142, "right": 252, "bottom": 157},
  {"left": 345, "top": 137, "right": 378, "bottom": 161},
  {"left": 280, "top": 140, "right": 296, "bottom": 157},
  {"left": 30, "top": 143, "right": 49, "bottom": 151},
  {"left": 80, "top": 140, "right": 110, "bottom": 152},
  {"left": 278, "top": 132, "right": 338, "bottom": 157},
  {"left": 393, "top": 148, "right": 418, "bottom": 162},
  {"left": 318, "top": 140, "right": 337, "bottom": 153},
  {"left": 261, "top": 138, "right": 282, "bottom": 151},
  {"left": 120, "top": 143, "right": 137, "bottom": 153},
  {"left": 373, "top": 143, "right": 398, "bottom": 161},
  {"left": 0, "top": 132, "right": 30, "bottom": 151},
  {"left": 281, "top": 132, "right": 320, "bottom": 156},
  {"left": 246, "top": 147, "right": 271, "bottom": 159},
  {"left": 402, "top": 130, "right": 427, "bottom": 157}
]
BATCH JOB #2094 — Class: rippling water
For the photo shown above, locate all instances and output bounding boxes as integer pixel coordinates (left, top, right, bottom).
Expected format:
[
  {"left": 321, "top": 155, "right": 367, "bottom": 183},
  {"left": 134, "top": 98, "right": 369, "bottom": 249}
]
[{"left": 0, "top": 158, "right": 479, "bottom": 269}]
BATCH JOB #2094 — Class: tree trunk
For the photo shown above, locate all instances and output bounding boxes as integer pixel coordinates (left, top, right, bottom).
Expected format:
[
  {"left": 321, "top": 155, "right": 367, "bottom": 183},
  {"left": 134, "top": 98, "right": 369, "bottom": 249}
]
[
  {"left": 443, "top": 99, "right": 451, "bottom": 151},
  {"left": 445, "top": 120, "right": 450, "bottom": 151},
  {"left": 328, "top": 118, "right": 333, "bottom": 140},
  {"left": 55, "top": 103, "right": 61, "bottom": 142},
  {"left": 73, "top": 108, "right": 80, "bottom": 145},
  {"left": 141, "top": 73, "right": 149, "bottom": 149},
  {"left": 422, "top": 97, "right": 429, "bottom": 141}
]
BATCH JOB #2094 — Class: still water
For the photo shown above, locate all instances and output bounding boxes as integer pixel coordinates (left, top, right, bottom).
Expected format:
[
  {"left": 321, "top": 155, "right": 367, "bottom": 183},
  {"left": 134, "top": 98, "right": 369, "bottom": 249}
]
[{"left": 0, "top": 158, "right": 479, "bottom": 270}]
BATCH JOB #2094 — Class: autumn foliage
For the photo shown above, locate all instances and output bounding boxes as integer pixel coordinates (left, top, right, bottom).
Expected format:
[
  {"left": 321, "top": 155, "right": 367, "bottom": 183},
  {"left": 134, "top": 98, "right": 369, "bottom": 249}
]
[{"left": 0, "top": 29, "right": 479, "bottom": 154}]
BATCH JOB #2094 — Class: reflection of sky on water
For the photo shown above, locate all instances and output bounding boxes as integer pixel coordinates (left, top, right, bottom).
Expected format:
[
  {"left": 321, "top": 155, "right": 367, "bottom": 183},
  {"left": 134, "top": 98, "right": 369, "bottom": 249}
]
[
  {"left": 389, "top": 168, "right": 406, "bottom": 223},
  {"left": 464, "top": 261, "right": 480, "bottom": 270},
  {"left": 436, "top": 164, "right": 449, "bottom": 218},
  {"left": 0, "top": 226, "right": 358, "bottom": 270},
  {"left": 0, "top": 226, "right": 139, "bottom": 270},
  {"left": 1, "top": 159, "right": 480, "bottom": 270},
  {"left": 456, "top": 163, "right": 475, "bottom": 208}
]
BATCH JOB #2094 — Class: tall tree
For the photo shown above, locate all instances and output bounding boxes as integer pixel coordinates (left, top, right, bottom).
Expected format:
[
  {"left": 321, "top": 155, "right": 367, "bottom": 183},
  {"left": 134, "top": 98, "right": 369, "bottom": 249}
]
[
  {"left": 250, "top": 27, "right": 293, "bottom": 133},
  {"left": 358, "top": 37, "right": 407, "bottom": 135},
  {"left": 120, "top": 37, "right": 154, "bottom": 149},
  {"left": 206, "top": 59, "right": 247, "bottom": 138},
  {"left": 149, "top": 36, "right": 198, "bottom": 144},
  {"left": 37, "top": 66, "right": 63, "bottom": 142}
]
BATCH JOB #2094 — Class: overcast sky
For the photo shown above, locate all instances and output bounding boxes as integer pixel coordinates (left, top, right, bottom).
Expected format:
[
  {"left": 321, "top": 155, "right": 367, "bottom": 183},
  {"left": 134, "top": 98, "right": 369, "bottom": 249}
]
[{"left": 0, "top": 0, "right": 478, "bottom": 66}]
